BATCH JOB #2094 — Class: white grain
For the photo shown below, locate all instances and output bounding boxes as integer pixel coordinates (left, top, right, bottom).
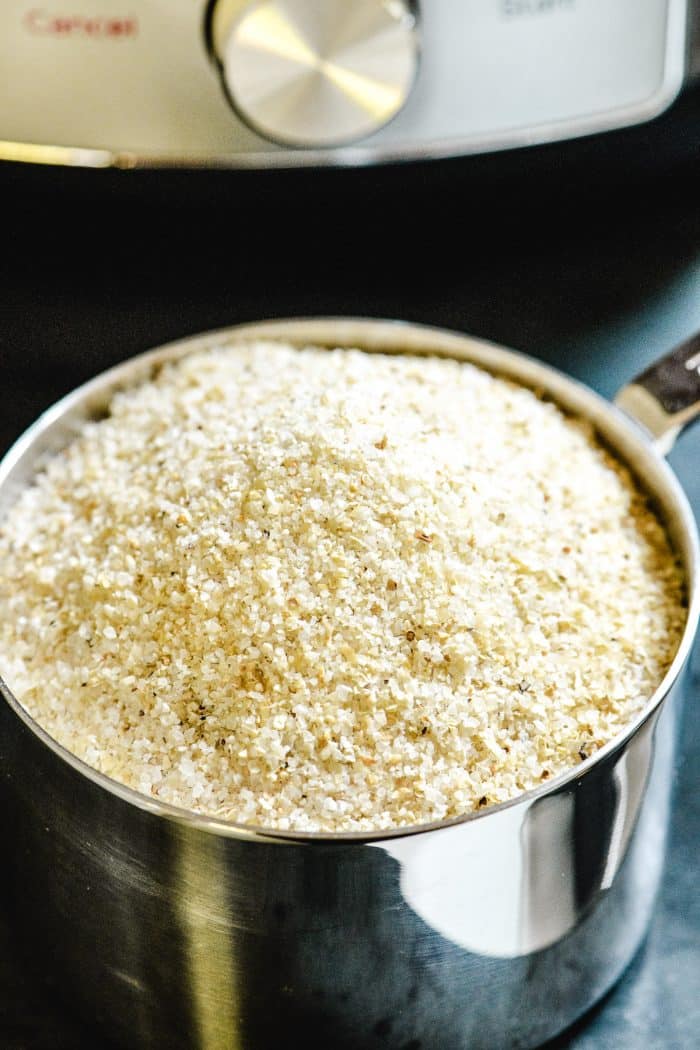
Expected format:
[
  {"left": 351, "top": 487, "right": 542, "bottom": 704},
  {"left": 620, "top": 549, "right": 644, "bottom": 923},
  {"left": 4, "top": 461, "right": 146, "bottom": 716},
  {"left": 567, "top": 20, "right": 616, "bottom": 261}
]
[{"left": 0, "top": 342, "right": 686, "bottom": 831}]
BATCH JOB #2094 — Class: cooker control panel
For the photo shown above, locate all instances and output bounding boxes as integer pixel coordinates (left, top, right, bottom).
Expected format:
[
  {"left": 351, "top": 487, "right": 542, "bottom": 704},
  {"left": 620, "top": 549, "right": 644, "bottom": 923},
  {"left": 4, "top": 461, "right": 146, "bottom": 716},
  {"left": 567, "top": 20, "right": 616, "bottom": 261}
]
[
  {"left": 0, "top": 0, "right": 691, "bottom": 168},
  {"left": 209, "top": 0, "right": 419, "bottom": 148}
]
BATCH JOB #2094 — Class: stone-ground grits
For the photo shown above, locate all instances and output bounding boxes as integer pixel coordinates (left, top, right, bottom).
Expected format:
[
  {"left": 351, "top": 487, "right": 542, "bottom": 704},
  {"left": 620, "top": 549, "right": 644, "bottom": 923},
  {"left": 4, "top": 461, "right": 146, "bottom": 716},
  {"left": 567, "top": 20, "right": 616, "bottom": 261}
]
[{"left": 0, "top": 343, "right": 686, "bottom": 831}]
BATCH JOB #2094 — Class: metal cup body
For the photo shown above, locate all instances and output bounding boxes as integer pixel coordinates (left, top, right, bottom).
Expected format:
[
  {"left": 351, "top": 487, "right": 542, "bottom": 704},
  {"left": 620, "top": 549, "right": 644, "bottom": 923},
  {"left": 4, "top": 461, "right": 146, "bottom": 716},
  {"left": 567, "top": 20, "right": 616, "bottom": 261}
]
[{"left": 1, "top": 319, "right": 697, "bottom": 1049}]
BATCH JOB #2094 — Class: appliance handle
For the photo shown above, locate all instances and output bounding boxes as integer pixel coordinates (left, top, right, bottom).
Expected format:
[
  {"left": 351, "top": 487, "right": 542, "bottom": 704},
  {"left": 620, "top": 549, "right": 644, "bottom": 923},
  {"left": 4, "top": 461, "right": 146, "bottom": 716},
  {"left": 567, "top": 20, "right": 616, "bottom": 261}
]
[{"left": 614, "top": 332, "right": 700, "bottom": 456}]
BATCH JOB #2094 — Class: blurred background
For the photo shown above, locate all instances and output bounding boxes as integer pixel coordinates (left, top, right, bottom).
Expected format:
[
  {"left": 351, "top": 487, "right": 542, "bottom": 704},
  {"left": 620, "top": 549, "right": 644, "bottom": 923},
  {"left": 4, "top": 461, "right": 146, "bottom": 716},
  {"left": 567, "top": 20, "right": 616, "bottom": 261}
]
[{"left": 0, "top": 1, "right": 699, "bottom": 1044}]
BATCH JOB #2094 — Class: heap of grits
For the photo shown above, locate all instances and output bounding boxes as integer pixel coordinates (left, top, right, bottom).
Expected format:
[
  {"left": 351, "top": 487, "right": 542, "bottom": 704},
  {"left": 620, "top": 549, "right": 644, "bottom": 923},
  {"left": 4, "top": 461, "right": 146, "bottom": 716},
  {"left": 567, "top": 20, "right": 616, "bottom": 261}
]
[{"left": 0, "top": 342, "right": 685, "bottom": 831}]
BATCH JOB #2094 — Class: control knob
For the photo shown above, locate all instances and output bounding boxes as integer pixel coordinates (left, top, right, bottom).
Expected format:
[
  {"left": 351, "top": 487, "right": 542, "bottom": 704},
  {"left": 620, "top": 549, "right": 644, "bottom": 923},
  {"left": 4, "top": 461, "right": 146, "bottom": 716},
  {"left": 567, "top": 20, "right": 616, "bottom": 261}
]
[{"left": 209, "top": 0, "right": 419, "bottom": 148}]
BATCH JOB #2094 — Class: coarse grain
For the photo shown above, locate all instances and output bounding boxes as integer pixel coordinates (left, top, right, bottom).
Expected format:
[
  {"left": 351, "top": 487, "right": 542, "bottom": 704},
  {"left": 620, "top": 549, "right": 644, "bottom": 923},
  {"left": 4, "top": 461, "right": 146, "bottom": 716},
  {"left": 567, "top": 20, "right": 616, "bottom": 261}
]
[{"left": 0, "top": 342, "right": 686, "bottom": 831}]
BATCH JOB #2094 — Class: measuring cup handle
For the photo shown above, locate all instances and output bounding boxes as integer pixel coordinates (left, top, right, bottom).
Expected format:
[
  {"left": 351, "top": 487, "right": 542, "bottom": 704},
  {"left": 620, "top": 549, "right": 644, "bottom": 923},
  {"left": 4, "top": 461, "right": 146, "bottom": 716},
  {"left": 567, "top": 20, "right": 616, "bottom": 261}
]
[{"left": 614, "top": 332, "right": 700, "bottom": 455}]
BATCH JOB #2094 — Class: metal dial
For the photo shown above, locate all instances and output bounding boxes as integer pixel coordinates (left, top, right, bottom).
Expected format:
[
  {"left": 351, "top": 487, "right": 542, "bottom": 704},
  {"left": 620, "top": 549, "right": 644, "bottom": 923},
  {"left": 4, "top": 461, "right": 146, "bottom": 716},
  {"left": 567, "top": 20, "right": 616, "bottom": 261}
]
[{"left": 209, "top": 0, "right": 419, "bottom": 148}]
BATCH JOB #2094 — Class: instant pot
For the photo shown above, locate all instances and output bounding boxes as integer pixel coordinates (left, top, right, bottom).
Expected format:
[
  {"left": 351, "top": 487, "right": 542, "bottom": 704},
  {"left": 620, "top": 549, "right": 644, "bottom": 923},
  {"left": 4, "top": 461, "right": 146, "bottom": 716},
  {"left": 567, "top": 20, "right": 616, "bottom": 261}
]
[{"left": 1, "top": 0, "right": 699, "bottom": 170}]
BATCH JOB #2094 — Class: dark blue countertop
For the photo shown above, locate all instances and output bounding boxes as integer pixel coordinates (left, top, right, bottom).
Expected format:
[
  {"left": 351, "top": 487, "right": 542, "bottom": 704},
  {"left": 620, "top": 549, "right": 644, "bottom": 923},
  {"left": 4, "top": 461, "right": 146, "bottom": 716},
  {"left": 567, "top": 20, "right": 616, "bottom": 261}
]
[{"left": 0, "top": 160, "right": 698, "bottom": 1048}]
